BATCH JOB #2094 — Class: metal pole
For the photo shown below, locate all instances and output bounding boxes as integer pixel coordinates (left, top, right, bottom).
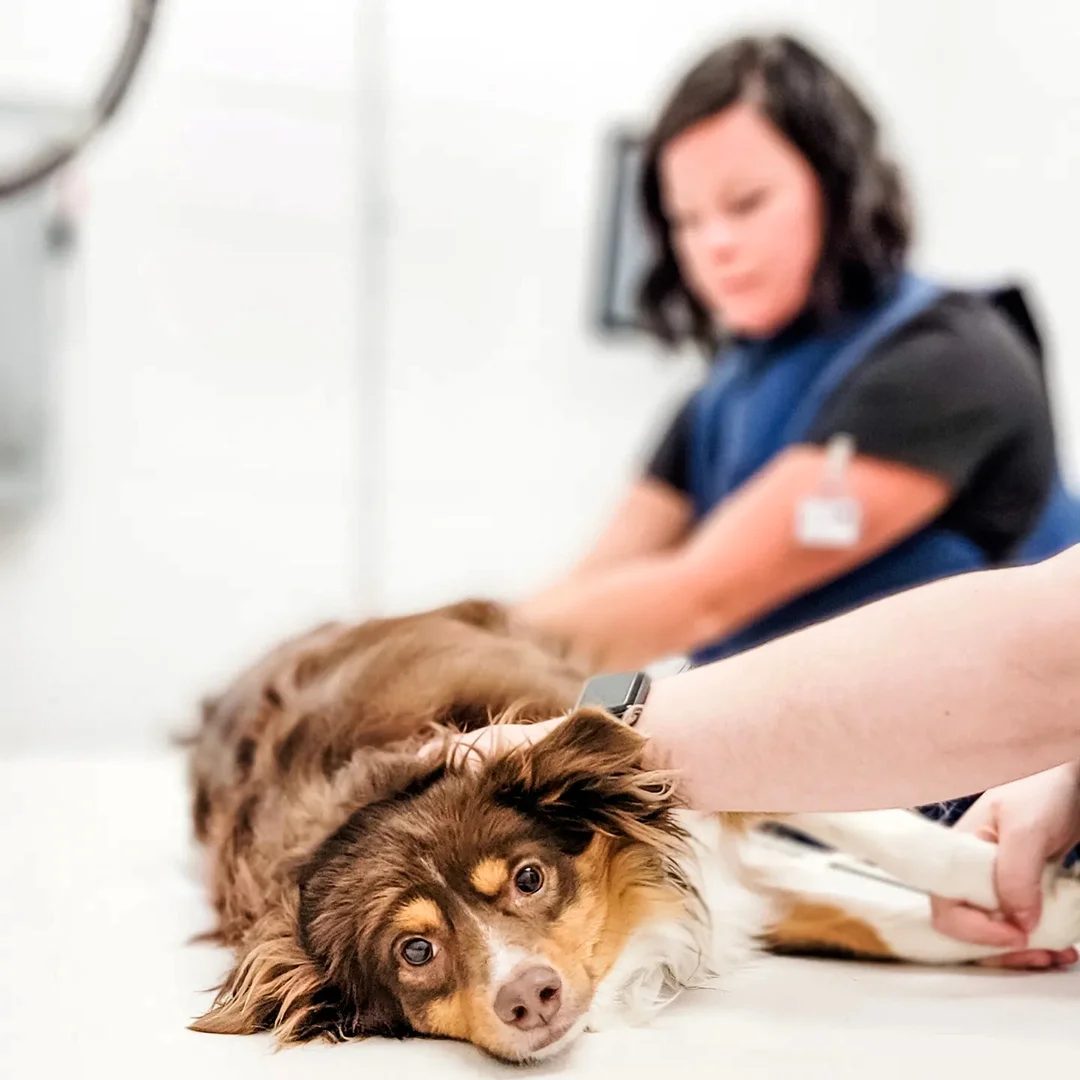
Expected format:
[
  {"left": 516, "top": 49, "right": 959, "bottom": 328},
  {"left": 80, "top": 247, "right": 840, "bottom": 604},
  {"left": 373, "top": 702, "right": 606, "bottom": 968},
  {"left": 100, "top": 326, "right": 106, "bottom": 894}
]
[{"left": 354, "top": 0, "right": 389, "bottom": 615}]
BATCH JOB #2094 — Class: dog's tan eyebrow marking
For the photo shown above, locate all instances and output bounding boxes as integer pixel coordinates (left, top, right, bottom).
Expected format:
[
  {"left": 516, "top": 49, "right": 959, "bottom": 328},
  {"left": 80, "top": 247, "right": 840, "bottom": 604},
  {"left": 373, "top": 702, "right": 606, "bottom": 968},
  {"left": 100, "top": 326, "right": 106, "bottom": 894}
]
[
  {"left": 470, "top": 858, "right": 509, "bottom": 897},
  {"left": 394, "top": 897, "right": 445, "bottom": 933}
]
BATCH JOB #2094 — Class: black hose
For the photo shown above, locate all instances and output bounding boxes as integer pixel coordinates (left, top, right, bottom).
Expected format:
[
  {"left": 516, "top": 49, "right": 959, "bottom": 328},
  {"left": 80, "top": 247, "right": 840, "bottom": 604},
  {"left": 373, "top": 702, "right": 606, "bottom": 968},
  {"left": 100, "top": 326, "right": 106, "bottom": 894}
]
[{"left": 0, "top": 0, "right": 162, "bottom": 200}]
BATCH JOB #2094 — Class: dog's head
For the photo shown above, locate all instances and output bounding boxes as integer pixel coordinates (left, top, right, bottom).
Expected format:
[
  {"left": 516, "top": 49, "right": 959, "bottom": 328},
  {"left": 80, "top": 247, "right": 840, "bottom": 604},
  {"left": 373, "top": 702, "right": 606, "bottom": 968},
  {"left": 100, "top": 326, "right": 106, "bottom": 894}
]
[{"left": 195, "top": 710, "right": 687, "bottom": 1062}]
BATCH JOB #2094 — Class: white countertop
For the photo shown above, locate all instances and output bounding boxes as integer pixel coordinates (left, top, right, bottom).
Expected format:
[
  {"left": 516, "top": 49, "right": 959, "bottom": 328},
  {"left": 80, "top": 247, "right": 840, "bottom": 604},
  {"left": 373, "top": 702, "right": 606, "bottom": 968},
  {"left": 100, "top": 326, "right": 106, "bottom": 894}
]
[{"left": 3, "top": 755, "right": 1078, "bottom": 1079}]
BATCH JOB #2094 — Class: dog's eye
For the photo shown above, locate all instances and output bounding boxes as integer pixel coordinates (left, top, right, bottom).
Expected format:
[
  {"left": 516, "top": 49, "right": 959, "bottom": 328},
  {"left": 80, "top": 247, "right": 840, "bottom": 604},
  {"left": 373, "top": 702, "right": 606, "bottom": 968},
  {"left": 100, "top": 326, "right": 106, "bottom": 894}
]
[
  {"left": 514, "top": 865, "right": 544, "bottom": 895},
  {"left": 401, "top": 937, "right": 435, "bottom": 966}
]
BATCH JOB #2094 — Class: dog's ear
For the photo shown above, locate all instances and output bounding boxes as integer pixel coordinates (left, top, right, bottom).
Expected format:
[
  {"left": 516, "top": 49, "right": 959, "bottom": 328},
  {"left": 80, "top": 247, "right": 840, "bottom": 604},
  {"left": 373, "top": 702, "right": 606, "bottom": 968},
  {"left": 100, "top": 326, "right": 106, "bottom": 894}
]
[
  {"left": 190, "top": 914, "right": 409, "bottom": 1044},
  {"left": 480, "top": 708, "right": 684, "bottom": 855},
  {"left": 190, "top": 924, "right": 341, "bottom": 1042},
  {"left": 192, "top": 759, "right": 447, "bottom": 1043}
]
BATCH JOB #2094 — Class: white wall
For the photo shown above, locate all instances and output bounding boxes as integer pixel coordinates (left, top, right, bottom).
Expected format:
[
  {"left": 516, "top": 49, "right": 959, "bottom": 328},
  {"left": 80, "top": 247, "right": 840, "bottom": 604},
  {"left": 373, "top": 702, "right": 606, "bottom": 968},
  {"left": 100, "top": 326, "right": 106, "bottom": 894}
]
[
  {"left": 0, "top": 1, "right": 369, "bottom": 751},
  {"left": 2, "top": 1, "right": 1079, "bottom": 751}
]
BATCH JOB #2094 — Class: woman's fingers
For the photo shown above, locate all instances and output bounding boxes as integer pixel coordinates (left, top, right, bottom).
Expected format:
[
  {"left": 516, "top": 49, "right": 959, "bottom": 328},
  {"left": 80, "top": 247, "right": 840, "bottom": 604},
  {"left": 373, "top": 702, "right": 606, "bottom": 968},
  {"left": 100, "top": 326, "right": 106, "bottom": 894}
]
[
  {"left": 446, "top": 717, "right": 569, "bottom": 769},
  {"left": 978, "top": 947, "right": 1078, "bottom": 970},
  {"left": 929, "top": 897, "right": 1028, "bottom": 949}
]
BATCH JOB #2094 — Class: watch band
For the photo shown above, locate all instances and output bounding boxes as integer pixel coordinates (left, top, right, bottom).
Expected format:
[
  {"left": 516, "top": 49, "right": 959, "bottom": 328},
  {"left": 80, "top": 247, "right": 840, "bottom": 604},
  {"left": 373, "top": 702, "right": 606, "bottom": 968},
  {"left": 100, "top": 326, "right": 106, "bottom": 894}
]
[{"left": 574, "top": 671, "right": 651, "bottom": 727}]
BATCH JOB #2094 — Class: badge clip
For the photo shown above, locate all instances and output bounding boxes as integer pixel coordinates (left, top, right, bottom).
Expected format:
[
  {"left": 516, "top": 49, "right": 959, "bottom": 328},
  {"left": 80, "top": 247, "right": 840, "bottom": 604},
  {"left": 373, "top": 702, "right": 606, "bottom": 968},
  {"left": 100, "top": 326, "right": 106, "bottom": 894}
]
[{"left": 795, "top": 433, "right": 862, "bottom": 549}]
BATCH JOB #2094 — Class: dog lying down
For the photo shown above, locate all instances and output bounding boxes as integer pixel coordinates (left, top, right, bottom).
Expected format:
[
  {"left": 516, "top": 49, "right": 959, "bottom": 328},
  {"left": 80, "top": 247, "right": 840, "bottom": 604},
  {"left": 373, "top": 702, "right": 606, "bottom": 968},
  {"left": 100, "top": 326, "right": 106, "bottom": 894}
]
[{"left": 185, "top": 598, "right": 1080, "bottom": 1063}]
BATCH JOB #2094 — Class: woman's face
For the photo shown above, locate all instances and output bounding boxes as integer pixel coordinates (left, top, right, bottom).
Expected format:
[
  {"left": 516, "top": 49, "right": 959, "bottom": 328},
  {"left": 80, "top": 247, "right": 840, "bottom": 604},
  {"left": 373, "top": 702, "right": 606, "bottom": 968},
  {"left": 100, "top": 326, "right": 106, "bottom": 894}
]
[{"left": 659, "top": 103, "right": 825, "bottom": 338}]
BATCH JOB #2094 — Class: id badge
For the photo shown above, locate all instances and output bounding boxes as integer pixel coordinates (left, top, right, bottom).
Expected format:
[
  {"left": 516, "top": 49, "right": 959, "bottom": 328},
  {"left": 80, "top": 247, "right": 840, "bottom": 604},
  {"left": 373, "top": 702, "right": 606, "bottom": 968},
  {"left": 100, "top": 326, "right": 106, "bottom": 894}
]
[
  {"left": 796, "top": 495, "right": 861, "bottom": 548},
  {"left": 795, "top": 433, "right": 862, "bottom": 549}
]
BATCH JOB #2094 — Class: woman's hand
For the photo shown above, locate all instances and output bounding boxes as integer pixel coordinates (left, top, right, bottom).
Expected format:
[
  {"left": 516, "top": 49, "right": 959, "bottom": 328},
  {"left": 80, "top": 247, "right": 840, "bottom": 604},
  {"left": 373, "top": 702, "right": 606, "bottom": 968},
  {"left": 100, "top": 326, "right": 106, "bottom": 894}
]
[
  {"left": 444, "top": 717, "right": 570, "bottom": 770},
  {"left": 930, "top": 762, "right": 1080, "bottom": 969}
]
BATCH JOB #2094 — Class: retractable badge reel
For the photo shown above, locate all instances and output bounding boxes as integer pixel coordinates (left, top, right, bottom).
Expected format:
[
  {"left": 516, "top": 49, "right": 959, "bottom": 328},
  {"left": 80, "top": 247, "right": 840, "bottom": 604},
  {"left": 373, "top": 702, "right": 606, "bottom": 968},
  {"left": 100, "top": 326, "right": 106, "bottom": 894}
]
[{"left": 795, "top": 433, "right": 862, "bottom": 548}]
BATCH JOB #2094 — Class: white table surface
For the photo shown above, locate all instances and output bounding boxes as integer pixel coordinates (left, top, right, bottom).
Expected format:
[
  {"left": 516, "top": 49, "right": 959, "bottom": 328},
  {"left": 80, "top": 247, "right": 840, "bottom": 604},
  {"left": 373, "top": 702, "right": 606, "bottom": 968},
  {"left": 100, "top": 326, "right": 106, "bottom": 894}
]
[{"left": 3, "top": 755, "right": 1078, "bottom": 1079}]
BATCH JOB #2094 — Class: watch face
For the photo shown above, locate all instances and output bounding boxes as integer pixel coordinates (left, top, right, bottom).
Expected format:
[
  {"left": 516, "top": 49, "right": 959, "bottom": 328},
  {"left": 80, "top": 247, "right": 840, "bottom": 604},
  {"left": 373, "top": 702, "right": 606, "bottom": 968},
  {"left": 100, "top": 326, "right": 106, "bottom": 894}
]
[{"left": 576, "top": 671, "right": 648, "bottom": 714}]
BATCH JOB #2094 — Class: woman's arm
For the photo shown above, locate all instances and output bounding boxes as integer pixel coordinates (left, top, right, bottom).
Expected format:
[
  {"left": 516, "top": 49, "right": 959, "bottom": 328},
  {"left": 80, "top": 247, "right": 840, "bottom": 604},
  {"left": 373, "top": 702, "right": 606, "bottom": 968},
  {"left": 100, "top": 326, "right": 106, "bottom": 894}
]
[
  {"left": 516, "top": 445, "right": 951, "bottom": 669},
  {"left": 638, "top": 544, "right": 1080, "bottom": 812},
  {"left": 545, "top": 393, "right": 695, "bottom": 585},
  {"left": 559, "top": 478, "right": 692, "bottom": 581}
]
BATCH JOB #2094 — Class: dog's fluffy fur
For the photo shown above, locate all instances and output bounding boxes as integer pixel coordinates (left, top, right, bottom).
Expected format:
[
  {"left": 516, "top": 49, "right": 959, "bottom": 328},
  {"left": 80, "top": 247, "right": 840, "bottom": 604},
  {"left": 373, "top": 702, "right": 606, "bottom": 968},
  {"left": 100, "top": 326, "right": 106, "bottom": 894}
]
[{"left": 185, "top": 598, "right": 1080, "bottom": 1063}]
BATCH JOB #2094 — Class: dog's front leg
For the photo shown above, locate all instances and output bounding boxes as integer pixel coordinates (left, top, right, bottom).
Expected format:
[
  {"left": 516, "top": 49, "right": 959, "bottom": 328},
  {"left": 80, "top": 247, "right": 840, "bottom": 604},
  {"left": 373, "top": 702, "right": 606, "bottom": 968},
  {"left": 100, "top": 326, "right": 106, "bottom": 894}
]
[
  {"left": 777, "top": 809, "right": 1001, "bottom": 911},
  {"left": 769, "top": 809, "right": 1080, "bottom": 960}
]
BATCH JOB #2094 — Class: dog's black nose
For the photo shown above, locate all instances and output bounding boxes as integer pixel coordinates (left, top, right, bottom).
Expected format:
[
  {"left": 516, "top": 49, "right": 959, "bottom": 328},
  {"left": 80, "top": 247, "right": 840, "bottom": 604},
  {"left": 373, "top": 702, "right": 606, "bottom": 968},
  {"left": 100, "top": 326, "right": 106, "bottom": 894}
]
[{"left": 494, "top": 966, "right": 562, "bottom": 1030}]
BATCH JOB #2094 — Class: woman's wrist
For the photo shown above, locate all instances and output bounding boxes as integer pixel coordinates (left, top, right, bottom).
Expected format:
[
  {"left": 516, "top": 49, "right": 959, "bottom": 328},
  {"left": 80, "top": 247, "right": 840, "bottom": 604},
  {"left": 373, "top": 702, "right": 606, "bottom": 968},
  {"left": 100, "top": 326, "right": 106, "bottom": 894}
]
[
  {"left": 1036, "top": 759, "right": 1080, "bottom": 789},
  {"left": 631, "top": 680, "right": 681, "bottom": 781},
  {"left": 1057, "top": 759, "right": 1080, "bottom": 789}
]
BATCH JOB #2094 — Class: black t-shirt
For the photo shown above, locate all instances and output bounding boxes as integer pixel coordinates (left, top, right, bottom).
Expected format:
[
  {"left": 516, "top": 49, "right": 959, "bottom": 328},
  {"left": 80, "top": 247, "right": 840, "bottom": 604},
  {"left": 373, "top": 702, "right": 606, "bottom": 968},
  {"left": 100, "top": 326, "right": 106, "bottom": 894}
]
[{"left": 646, "top": 290, "right": 1056, "bottom": 561}]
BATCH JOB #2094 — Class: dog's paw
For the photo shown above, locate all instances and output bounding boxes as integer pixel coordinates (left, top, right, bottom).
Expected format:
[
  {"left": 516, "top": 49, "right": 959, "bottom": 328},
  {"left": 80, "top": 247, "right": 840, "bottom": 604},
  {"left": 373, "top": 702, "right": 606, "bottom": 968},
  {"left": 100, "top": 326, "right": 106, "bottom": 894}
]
[{"left": 1028, "top": 866, "right": 1080, "bottom": 952}]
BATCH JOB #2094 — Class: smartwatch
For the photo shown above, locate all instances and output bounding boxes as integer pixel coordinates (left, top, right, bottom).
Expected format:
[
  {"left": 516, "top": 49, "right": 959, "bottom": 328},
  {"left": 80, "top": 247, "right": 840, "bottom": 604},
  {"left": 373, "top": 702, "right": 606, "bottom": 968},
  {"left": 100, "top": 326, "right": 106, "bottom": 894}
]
[{"left": 574, "top": 670, "right": 651, "bottom": 727}]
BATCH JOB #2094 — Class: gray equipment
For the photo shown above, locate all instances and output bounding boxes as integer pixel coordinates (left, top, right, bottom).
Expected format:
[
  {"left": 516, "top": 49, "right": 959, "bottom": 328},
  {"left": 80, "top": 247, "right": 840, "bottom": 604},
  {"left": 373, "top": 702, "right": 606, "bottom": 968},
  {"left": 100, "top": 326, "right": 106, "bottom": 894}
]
[
  {"left": 0, "top": 102, "right": 72, "bottom": 511},
  {"left": 0, "top": 1, "right": 161, "bottom": 512}
]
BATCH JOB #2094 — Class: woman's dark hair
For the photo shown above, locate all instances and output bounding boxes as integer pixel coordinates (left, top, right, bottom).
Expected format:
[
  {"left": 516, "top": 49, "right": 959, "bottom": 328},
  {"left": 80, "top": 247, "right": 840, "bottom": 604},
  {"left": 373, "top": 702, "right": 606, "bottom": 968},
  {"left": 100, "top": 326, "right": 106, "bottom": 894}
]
[{"left": 637, "top": 33, "right": 912, "bottom": 352}]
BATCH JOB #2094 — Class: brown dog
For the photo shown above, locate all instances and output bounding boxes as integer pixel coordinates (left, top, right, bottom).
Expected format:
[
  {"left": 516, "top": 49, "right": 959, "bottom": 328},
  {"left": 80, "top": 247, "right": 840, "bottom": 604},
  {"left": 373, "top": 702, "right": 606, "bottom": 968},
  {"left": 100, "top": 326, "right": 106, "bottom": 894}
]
[{"left": 186, "top": 598, "right": 1080, "bottom": 1062}]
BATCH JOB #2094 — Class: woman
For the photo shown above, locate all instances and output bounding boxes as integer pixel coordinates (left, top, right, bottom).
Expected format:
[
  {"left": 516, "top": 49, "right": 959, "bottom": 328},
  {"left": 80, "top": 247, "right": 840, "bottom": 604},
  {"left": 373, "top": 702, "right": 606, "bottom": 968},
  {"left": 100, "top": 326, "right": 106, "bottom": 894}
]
[{"left": 515, "top": 33, "right": 1080, "bottom": 673}]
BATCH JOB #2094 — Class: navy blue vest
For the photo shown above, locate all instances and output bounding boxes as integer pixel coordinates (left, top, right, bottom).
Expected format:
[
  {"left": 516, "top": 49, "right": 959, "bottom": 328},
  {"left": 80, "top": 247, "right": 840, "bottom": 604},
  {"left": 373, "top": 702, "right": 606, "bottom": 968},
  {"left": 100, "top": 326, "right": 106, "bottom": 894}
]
[{"left": 688, "top": 272, "right": 1080, "bottom": 667}]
